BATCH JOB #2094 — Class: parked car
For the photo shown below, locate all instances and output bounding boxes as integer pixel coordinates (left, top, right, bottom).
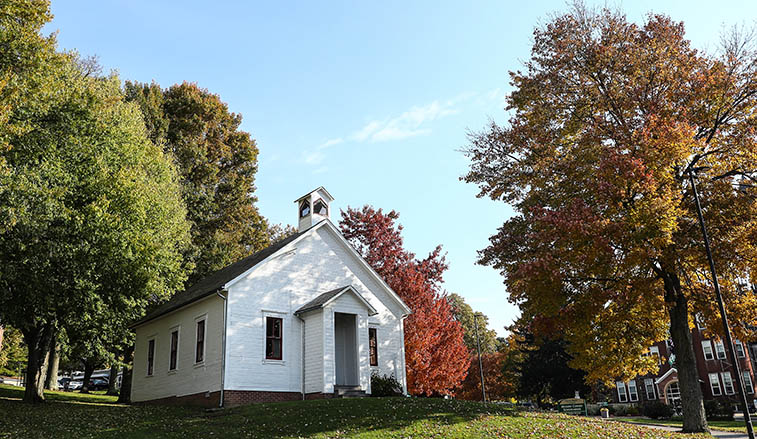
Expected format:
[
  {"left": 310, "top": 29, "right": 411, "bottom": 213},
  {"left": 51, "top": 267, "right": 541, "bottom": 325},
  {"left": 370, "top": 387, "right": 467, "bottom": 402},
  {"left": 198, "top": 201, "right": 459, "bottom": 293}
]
[
  {"left": 68, "top": 380, "right": 83, "bottom": 391},
  {"left": 58, "top": 377, "right": 71, "bottom": 390},
  {"left": 88, "top": 378, "right": 109, "bottom": 391}
]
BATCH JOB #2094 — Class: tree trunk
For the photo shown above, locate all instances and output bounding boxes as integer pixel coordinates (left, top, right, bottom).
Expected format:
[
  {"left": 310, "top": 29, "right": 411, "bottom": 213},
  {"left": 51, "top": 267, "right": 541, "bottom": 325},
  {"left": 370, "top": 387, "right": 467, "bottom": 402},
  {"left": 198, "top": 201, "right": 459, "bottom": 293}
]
[
  {"left": 117, "top": 344, "right": 134, "bottom": 404},
  {"left": 664, "top": 272, "right": 708, "bottom": 433},
  {"left": 106, "top": 361, "right": 119, "bottom": 396},
  {"left": 45, "top": 340, "right": 60, "bottom": 391},
  {"left": 0, "top": 325, "right": 4, "bottom": 353},
  {"left": 21, "top": 324, "right": 54, "bottom": 403},
  {"left": 80, "top": 360, "right": 95, "bottom": 394}
]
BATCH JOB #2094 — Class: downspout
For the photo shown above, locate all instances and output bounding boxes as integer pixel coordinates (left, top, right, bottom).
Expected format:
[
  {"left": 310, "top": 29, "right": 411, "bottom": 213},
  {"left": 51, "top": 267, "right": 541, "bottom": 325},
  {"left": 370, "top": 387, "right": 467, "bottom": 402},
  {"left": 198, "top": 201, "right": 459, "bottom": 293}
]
[
  {"left": 296, "top": 314, "right": 306, "bottom": 400},
  {"left": 217, "top": 290, "right": 228, "bottom": 408},
  {"left": 400, "top": 314, "right": 409, "bottom": 396}
]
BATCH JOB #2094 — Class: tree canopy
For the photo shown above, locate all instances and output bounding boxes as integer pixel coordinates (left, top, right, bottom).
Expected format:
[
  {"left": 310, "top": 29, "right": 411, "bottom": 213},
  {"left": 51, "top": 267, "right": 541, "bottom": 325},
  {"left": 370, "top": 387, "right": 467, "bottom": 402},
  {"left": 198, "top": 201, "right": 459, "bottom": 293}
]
[
  {"left": 464, "top": 4, "right": 757, "bottom": 432},
  {"left": 125, "top": 81, "right": 270, "bottom": 282},
  {"left": 447, "top": 293, "right": 500, "bottom": 354},
  {"left": 0, "top": 0, "right": 190, "bottom": 402},
  {"left": 340, "top": 206, "right": 469, "bottom": 396}
]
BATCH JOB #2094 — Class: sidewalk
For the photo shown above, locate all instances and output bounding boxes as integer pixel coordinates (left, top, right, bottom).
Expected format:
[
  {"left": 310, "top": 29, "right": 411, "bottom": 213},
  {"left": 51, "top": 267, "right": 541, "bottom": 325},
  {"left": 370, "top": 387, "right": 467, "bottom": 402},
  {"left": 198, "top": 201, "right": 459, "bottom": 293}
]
[{"left": 627, "top": 421, "right": 748, "bottom": 439}]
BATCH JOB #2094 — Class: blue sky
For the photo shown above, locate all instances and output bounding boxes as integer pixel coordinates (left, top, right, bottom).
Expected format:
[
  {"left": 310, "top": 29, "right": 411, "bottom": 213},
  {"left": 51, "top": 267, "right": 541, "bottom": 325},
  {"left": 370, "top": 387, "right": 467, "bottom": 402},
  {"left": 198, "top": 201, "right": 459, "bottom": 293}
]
[{"left": 47, "top": 1, "right": 754, "bottom": 336}]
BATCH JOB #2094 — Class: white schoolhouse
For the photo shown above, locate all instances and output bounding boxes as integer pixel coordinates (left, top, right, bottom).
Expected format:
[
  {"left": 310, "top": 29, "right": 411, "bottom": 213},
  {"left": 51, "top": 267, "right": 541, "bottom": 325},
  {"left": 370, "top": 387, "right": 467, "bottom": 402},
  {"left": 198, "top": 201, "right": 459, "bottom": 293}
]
[{"left": 130, "top": 187, "right": 411, "bottom": 407}]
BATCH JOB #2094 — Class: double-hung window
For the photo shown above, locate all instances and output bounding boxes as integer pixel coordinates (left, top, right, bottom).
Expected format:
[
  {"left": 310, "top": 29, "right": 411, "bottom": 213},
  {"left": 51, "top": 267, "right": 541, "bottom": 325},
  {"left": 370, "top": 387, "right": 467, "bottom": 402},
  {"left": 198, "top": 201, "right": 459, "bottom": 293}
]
[
  {"left": 369, "top": 328, "right": 378, "bottom": 367},
  {"left": 169, "top": 329, "right": 179, "bottom": 371},
  {"left": 721, "top": 372, "right": 735, "bottom": 395},
  {"left": 702, "top": 340, "right": 714, "bottom": 360},
  {"left": 743, "top": 371, "right": 754, "bottom": 394},
  {"left": 735, "top": 340, "right": 746, "bottom": 358},
  {"left": 616, "top": 381, "right": 628, "bottom": 402},
  {"left": 648, "top": 346, "right": 660, "bottom": 364},
  {"left": 709, "top": 373, "right": 722, "bottom": 396},
  {"left": 147, "top": 339, "right": 155, "bottom": 376},
  {"left": 628, "top": 380, "right": 639, "bottom": 402},
  {"left": 265, "top": 316, "right": 283, "bottom": 360},
  {"left": 715, "top": 341, "right": 727, "bottom": 360},
  {"left": 195, "top": 319, "right": 206, "bottom": 363},
  {"left": 644, "top": 378, "right": 656, "bottom": 400}
]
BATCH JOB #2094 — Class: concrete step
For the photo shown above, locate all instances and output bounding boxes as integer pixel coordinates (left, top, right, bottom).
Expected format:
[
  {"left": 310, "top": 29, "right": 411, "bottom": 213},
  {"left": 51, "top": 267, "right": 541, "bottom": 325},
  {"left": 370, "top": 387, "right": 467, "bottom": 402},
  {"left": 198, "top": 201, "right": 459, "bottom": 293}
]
[{"left": 334, "top": 386, "right": 366, "bottom": 398}]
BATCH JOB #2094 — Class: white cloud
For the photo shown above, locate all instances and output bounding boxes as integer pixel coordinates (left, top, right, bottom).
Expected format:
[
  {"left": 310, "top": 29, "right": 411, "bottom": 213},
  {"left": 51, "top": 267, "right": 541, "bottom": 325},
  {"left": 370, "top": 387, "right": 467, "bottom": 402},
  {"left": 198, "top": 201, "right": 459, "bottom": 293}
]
[{"left": 350, "top": 100, "right": 459, "bottom": 143}]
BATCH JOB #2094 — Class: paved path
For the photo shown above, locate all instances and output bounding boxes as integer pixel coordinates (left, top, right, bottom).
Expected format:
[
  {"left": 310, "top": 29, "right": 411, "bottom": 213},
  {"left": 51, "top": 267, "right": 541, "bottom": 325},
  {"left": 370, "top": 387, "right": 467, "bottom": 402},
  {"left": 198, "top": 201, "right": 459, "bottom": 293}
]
[{"left": 632, "top": 422, "right": 748, "bottom": 438}]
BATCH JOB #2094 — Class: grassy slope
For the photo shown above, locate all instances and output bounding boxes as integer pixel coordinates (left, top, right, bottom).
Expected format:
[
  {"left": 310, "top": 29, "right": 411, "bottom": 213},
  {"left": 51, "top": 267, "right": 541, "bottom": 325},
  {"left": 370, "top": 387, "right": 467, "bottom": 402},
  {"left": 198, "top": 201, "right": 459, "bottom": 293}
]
[
  {"left": 615, "top": 416, "right": 748, "bottom": 433},
  {"left": 0, "top": 385, "right": 712, "bottom": 439}
]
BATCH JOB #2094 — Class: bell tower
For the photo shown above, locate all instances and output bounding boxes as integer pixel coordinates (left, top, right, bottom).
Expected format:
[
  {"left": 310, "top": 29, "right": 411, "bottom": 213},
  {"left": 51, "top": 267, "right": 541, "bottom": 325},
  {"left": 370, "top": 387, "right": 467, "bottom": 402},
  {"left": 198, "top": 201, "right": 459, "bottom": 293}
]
[{"left": 295, "top": 186, "right": 334, "bottom": 232}]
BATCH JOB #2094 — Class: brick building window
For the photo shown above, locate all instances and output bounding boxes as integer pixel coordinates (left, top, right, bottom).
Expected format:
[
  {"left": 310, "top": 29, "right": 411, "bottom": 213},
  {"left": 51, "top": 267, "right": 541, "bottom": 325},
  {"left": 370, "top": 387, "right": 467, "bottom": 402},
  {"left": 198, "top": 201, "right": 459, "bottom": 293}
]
[
  {"left": 266, "top": 317, "right": 283, "bottom": 360},
  {"left": 721, "top": 372, "right": 735, "bottom": 395},
  {"left": 169, "top": 330, "right": 179, "bottom": 371},
  {"left": 195, "top": 319, "right": 205, "bottom": 363},
  {"left": 644, "top": 378, "right": 656, "bottom": 400},
  {"left": 616, "top": 381, "right": 628, "bottom": 402},
  {"left": 369, "top": 328, "right": 378, "bottom": 366},
  {"left": 628, "top": 380, "right": 639, "bottom": 402},
  {"left": 715, "top": 341, "right": 727, "bottom": 360},
  {"left": 147, "top": 339, "right": 155, "bottom": 376},
  {"left": 709, "top": 373, "right": 722, "bottom": 396},
  {"left": 702, "top": 340, "right": 714, "bottom": 360},
  {"left": 735, "top": 340, "right": 746, "bottom": 358},
  {"left": 743, "top": 371, "right": 754, "bottom": 394}
]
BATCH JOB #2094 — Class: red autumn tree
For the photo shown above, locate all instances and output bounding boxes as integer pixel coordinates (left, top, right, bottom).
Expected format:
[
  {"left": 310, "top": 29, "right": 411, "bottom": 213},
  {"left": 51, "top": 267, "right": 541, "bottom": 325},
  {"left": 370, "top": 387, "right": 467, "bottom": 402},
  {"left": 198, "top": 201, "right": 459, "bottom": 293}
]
[
  {"left": 340, "top": 206, "right": 469, "bottom": 395},
  {"left": 455, "top": 351, "right": 515, "bottom": 402}
]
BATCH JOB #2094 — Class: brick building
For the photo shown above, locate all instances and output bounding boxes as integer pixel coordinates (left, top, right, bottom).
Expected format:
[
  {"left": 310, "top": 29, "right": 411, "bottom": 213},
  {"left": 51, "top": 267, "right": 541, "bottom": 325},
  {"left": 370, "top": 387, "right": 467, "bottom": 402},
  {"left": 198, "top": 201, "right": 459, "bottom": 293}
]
[{"left": 612, "top": 325, "right": 756, "bottom": 410}]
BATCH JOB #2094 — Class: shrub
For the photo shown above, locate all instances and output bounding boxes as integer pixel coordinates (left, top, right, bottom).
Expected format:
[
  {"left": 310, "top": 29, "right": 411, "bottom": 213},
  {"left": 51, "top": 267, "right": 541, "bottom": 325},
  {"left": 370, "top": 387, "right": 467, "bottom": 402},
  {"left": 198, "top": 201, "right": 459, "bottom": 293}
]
[
  {"left": 704, "top": 400, "right": 735, "bottom": 421},
  {"left": 371, "top": 373, "right": 403, "bottom": 397},
  {"left": 641, "top": 401, "right": 675, "bottom": 419},
  {"left": 626, "top": 404, "right": 640, "bottom": 416}
]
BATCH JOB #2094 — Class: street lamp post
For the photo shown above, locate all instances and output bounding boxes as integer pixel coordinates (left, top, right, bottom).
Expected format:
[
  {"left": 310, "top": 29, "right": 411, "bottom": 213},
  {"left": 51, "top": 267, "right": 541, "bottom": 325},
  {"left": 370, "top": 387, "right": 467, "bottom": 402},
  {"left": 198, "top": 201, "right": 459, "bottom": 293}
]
[
  {"left": 688, "top": 169, "right": 755, "bottom": 439},
  {"left": 473, "top": 313, "right": 487, "bottom": 403}
]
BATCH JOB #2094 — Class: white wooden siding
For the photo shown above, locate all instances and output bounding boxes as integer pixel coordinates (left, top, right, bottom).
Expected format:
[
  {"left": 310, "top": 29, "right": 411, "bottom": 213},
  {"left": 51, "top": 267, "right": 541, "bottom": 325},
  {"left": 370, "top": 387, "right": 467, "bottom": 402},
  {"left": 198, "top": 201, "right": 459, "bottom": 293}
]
[
  {"left": 131, "top": 295, "right": 224, "bottom": 402},
  {"left": 224, "top": 224, "right": 407, "bottom": 394}
]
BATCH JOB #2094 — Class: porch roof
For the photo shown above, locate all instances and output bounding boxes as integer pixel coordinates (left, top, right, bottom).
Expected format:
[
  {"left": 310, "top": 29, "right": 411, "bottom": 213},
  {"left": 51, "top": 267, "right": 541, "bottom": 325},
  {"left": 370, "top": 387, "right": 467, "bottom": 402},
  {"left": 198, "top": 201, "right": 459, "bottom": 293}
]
[{"left": 295, "top": 285, "right": 378, "bottom": 316}]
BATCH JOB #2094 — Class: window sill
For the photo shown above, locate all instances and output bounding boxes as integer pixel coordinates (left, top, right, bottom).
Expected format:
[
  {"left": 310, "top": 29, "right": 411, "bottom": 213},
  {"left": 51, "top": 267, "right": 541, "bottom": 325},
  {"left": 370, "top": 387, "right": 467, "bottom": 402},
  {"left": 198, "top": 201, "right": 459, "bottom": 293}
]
[
  {"left": 262, "top": 359, "right": 286, "bottom": 366},
  {"left": 168, "top": 370, "right": 178, "bottom": 375},
  {"left": 194, "top": 362, "right": 206, "bottom": 368}
]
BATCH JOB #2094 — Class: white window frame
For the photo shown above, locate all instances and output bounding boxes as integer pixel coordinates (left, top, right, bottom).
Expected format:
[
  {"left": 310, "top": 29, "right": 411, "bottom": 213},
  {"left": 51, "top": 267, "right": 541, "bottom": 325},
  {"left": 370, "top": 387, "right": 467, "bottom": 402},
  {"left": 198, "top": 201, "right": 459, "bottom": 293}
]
[
  {"left": 146, "top": 335, "right": 157, "bottom": 377},
  {"left": 644, "top": 378, "right": 656, "bottom": 400},
  {"left": 628, "top": 380, "right": 639, "bottom": 402},
  {"left": 702, "top": 340, "right": 714, "bottom": 360},
  {"left": 715, "top": 340, "right": 727, "bottom": 360},
  {"left": 743, "top": 371, "right": 754, "bottom": 394},
  {"left": 735, "top": 340, "right": 746, "bottom": 358},
  {"left": 722, "top": 372, "right": 735, "bottom": 395},
  {"left": 194, "top": 313, "right": 208, "bottom": 366},
  {"left": 168, "top": 325, "right": 180, "bottom": 372},
  {"left": 709, "top": 373, "right": 722, "bottom": 396},
  {"left": 261, "top": 310, "right": 287, "bottom": 365},
  {"left": 649, "top": 346, "right": 660, "bottom": 364},
  {"left": 616, "top": 381, "right": 628, "bottom": 403}
]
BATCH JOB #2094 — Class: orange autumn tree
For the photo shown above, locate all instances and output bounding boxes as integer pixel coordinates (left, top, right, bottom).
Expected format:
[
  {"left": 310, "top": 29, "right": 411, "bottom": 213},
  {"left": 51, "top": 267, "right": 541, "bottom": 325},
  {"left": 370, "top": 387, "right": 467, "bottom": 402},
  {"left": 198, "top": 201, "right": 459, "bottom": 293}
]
[
  {"left": 464, "top": 5, "right": 757, "bottom": 433},
  {"left": 340, "top": 206, "right": 469, "bottom": 395}
]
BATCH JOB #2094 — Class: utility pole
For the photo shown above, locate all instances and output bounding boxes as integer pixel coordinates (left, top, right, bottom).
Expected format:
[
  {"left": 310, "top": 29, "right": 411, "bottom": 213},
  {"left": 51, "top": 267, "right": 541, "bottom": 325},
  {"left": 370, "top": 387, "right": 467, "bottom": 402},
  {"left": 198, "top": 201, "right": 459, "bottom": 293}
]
[
  {"left": 689, "top": 168, "right": 755, "bottom": 439},
  {"left": 473, "top": 313, "right": 487, "bottom": 403}
]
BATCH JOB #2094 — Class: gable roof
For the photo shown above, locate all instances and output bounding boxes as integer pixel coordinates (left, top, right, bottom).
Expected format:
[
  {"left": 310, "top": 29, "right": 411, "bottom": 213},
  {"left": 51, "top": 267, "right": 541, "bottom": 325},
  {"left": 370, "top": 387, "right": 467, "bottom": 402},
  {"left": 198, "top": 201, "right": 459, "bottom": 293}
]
[
  {"left": 295, "top": 285, "right": 378, "bottom": 316},
  {"left": 131, "top": 229, "right": 307, "bottom": 328},
  {"left": 132, "top": 218, "right": 411, "bottom": 329}
]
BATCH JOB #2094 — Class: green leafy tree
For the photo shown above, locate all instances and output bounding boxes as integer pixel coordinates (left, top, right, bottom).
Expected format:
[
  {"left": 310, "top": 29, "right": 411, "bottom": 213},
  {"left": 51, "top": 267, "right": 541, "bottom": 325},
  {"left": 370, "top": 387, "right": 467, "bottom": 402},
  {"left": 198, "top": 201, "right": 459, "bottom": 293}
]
[
  {"left": 126, "top": 81, "right": 270, "bottom": 282},
  {"left": 0, "top": 326, "right": 26, "bottom": 377},
  {"left": 0, "top": 3, "right": 190, "bottom": 402},
  {"left": 447, "top": 293, "right": 500, "bottom": 353}
]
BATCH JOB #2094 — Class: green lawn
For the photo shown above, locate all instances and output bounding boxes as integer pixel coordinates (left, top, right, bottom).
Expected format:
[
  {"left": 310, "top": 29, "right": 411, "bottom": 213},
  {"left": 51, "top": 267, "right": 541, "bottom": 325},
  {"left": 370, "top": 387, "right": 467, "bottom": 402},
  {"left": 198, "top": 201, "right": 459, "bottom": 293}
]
[
  {"left": 0, "top": 384, "right": 712, "bottom": 438},
  {"left": 615, "top": 416, "right": 748, "bottom": 433}
]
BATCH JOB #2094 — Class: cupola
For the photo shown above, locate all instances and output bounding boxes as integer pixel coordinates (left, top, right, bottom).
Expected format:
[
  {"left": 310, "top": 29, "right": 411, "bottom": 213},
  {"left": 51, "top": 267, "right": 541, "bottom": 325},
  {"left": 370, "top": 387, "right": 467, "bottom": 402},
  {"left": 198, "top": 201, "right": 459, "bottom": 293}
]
[{"left": 295, "top": 186, "right": 334, "bottom": 232}]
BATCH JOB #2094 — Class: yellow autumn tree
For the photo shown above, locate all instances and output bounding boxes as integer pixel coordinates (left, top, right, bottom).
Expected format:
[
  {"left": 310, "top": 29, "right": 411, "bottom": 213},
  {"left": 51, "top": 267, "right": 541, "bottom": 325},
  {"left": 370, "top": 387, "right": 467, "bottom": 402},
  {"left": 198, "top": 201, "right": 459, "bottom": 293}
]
[{"left": 464, "top": 4, "right": 757, "bottom": 433}]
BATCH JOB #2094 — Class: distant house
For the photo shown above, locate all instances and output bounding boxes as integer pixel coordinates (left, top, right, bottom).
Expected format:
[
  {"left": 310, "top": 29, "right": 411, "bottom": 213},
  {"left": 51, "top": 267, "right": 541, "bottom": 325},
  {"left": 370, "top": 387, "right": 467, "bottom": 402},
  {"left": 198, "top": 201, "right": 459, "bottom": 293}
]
[
  {"left": 611, "top": 323, "right": 756, "bottom": 410},
  {"left": 130, "top": 187, "right": 411, "bottom": 407}
]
